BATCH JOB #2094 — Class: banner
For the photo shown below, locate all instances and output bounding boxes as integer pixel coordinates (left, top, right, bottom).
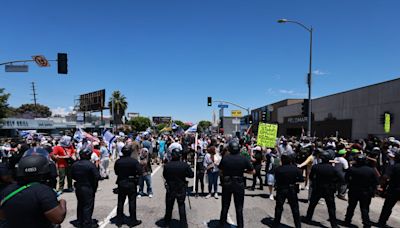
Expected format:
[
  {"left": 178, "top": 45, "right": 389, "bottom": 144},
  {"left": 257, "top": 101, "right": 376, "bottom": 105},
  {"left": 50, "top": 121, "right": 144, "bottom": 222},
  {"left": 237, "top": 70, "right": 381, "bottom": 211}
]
[
  {"left": 257, "top": 123, "right": 278, "bottom": 148},
  {"left": 384, "top": 113, "right": 391, "bottom": 133}
]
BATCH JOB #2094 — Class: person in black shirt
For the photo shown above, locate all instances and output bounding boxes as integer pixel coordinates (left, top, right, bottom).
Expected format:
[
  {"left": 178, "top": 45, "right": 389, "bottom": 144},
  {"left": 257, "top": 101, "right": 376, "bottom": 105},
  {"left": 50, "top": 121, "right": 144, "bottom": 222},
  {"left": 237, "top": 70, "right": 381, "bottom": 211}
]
[
  {"left": 251, "top": 146, "right": 264, "bottom": 191},
  {"left": 71, "top": 145, "right": 101, "bottom": 228},
  {"left": 114, "top": 145, "right": 143, "bottom": 227},
  {"left": 344, "top": 153, "right": 378, "bottom": 227},
  {"left": 195, "top": 146, "right": 206, "bottom": 197},
  {"left": 273, "top": 153, "right": 303, "bottom": 228},
  {"left": 163, "top": 148, "right": 194, "bottom": 228},
  {"left": 0, "top": 155, "right": 66, "bottom": 228},
  {"left": 0, "top": 163, "right": 14, "bottom": 227},
  {"left": 378, "top": 148, "right": 400, "bottom": 227},
  {"left": 304, "top": 149, "right": 343, "bottom": 228},
  {"left": 218, "top": 141, "right": 254, "bottom": 228}
]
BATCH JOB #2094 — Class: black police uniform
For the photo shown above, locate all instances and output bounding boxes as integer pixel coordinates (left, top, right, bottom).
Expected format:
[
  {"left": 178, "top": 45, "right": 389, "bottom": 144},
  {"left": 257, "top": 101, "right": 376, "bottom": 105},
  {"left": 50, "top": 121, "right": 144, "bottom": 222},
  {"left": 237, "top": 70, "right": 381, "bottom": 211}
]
[
  {"left": 114, "top": 155, "right": 143, "bottom": 226},
  {"left": 273, "top": 164, "right": 304, "bottom": 228},
  {"left": 218, "top": 152, "right": 253, "bottom": 228},
  {"left": 0, "top": 183, "right": 59, "bottom": 228},
  {"left": 163, "top": 157, "right": 194, "bottom": 227},
  {"left": 344, "top": 163, "right": 377, "bottom": 227},
  {"left": 378, "top": 162, "right": 400, "bottom": 226},
  {"left": 71, "top": 159, "right": 100, "bottom": 227},
  {"left": 305, "top": 162, "right": 343, "bottom": 228}
]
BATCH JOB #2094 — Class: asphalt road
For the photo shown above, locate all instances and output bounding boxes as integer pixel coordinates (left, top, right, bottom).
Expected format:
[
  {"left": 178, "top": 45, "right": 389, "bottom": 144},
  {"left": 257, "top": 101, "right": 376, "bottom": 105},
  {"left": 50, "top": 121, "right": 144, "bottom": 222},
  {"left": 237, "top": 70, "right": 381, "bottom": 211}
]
[{"left": 60, "top": 162, "right": 400, "bottom": 228}]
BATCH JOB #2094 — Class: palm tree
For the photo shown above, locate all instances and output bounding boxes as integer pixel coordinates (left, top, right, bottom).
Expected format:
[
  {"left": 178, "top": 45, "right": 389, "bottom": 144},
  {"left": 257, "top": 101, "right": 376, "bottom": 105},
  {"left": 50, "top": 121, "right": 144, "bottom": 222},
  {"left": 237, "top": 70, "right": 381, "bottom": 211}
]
[{"left": 108, "top": 91, "right": 128, "bottom": 125}]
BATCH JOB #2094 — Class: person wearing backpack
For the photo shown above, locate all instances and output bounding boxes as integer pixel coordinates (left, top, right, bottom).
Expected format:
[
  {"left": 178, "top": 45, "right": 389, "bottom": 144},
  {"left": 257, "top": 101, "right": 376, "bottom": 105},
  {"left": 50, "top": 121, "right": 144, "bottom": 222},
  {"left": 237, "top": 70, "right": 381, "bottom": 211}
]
[{"left": 266, "top": 149, "right": 280, "bottom": 201}]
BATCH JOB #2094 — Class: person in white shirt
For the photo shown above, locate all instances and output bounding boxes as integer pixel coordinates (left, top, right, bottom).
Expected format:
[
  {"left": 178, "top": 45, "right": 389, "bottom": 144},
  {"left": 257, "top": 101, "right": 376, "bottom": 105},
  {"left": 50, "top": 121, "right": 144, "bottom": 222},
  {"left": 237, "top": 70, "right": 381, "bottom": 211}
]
[{"left": 203, "top": 146, "right": 221, "bottom": 199}]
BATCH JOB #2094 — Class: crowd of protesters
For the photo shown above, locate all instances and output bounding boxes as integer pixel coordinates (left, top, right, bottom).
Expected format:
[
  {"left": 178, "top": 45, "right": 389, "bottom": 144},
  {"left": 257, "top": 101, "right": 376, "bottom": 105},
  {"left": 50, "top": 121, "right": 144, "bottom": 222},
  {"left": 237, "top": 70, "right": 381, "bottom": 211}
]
[{"left": 0, "top": 129, "right": 399, "bottom": 227}]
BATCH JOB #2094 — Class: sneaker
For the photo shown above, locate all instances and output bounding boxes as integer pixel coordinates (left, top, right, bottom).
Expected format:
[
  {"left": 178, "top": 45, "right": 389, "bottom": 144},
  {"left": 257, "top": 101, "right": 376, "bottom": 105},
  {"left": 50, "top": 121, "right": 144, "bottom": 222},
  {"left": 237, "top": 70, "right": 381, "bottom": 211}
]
[
  {"left": 214, "top": 194, "right": 219, "bottom": 199},
  {"left": 137, "top": 194, "right": 142, "bottom": 198},
  {"left": 269, "top": 194, "right": 274, "bottom": 201},
  {"left": 149, "top": 194, "right": 153, "bottom": 198},
  {"left": 337, "top": 195, "right": 347, "bottom": 201},
  {"left": 205, "top": 194, "right": 212, "bottom": 199}
]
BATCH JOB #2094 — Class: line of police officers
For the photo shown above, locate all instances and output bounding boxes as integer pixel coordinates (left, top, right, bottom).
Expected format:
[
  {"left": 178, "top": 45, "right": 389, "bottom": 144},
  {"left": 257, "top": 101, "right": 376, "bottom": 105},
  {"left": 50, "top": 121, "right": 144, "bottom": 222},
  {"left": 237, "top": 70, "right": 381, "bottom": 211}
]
[{"left": 0, "top": 141, "right": 399, "bottom": 228}]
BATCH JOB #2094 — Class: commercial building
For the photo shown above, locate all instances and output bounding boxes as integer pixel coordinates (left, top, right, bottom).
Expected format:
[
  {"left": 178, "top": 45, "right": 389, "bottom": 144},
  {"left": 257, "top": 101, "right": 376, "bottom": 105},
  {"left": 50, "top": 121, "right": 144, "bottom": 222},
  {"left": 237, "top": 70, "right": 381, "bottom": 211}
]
[{"left": 250, "top": 78, "right": 400, "bottom": 139}]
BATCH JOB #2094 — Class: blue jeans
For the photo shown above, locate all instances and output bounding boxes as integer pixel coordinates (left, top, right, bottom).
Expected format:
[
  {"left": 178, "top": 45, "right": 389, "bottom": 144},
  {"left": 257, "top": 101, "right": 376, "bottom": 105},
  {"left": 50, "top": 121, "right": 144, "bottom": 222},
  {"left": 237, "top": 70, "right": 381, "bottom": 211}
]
[
  {"left": 207, "top": 171, "right": 219, "bottom": 194},
  {"left": 139, "top": 175, "right": 153, "bottom": 195}
]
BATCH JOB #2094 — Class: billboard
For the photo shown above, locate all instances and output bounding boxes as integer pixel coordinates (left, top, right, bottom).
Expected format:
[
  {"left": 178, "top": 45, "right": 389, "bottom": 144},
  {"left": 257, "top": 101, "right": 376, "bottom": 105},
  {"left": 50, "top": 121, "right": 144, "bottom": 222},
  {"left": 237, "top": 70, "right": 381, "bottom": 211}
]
[
  {"left": 152, "top": 116, "right": 172, "bottom": 125},
  {"left": 79, "top": 89, "right": 105, "bottom": 112}
]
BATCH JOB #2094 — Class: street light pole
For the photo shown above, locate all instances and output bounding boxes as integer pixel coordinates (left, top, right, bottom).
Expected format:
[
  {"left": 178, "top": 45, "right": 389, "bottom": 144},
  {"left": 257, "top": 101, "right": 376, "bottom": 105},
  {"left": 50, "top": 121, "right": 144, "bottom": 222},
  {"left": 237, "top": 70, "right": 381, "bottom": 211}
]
[{"left": 278, "top": 19, "right": 313, "bottom": 137}]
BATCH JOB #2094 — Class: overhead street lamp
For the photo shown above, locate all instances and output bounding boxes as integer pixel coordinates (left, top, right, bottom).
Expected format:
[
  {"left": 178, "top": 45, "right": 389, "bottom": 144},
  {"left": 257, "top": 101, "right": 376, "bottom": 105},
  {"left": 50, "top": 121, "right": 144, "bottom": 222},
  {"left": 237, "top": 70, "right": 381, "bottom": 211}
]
[{"left": 278, "top": 18, "right": 313, "bottom": 137}]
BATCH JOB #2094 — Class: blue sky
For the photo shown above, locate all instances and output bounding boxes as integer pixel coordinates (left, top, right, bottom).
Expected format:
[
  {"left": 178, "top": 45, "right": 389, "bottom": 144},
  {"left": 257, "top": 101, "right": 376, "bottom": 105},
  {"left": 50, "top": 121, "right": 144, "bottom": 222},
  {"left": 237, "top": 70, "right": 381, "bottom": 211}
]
[{"left": 1, "top": 0, "right": 399, "bottom": 122}]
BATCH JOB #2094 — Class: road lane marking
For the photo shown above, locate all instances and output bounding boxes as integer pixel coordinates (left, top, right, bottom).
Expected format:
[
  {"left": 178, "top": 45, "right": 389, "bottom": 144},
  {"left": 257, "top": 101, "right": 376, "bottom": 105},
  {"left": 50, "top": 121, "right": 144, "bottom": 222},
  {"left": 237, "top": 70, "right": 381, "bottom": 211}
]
[{"left": 99, "top": 165, "right": 162, "bottom": 228}]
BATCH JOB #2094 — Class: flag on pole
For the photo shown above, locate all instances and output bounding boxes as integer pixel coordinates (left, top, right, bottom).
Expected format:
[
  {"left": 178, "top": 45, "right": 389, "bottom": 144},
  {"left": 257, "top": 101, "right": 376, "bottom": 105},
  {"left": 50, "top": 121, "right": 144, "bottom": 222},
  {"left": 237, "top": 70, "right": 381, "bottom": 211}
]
[
  {"left": 18, "top": 130, "right": 31, "bottom": 138},
  {"left": 102, "top": 129, "right": 116, "bottom": 150},
  {"left": 185, "top": 124, "right": 198, "bottom": 134}
]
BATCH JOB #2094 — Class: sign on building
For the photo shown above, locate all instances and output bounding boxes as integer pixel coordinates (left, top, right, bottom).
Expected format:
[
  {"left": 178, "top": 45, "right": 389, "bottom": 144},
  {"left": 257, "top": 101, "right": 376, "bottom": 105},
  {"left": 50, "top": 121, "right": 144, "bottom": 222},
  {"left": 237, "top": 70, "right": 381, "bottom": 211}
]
[
  {"left": 257, "top": 123, "right": 278, "bottom": 148},
  {"left": 231, "top": 110, "right": 242, "bottom": 117}
]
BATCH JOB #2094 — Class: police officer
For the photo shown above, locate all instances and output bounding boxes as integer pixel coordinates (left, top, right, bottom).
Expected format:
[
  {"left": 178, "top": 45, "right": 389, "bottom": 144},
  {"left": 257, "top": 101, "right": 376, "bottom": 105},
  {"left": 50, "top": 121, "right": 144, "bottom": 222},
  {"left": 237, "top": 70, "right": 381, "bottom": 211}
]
[
  {"left": 114, "top": 145, "right": 143, "bottom": 227},
  {"left": 218, "top": 141, "right": 254, "bottom": 228},
  {"left": 273, "top": 153, "right": 304, "bottom": 228},
  {"left": 71, "top": 145, "right": 100, "bottom": 228},
  {"left": 0, "top": 155, "right": 67, "bottom": 228},
  {"left": 303, "top": 149, "right": 343, "bottom": 228},
  {"left": 344, "top": 153, "right": 378, "bottom": 227},
  {"left": 378, "top": 148, "right": 400, "bottom": 227},
  {"left": 163, "top": 148, "right": 194, "bottom": 228}
]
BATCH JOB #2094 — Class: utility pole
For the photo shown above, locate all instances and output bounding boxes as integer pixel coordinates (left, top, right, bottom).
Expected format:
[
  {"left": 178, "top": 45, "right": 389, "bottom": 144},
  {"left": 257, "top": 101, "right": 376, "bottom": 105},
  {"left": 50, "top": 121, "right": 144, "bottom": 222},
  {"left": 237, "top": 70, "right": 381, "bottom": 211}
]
[
  {"left": 31, "top": 82, "right": 38, "bottom": 118},
  {"left": 31, "top": 82, "right": 38, "bottom": 106}
]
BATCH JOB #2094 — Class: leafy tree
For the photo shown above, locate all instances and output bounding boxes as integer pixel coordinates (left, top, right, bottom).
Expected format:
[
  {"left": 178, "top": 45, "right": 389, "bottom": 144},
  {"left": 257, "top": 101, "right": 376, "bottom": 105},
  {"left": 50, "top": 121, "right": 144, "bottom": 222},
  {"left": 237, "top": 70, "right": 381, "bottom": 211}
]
[
  {"left": 128, "top": 116, "right": 151, "bottom": 132},
  {"left": 156, "top": 123, "right": 167, "bottom": 132},
  {"left": 198, "top": 120, "right": 212, "bottom": 132},
  {"left": 0, "top": 89, "right": 10, "bottom": 120},
  {"left": 174, "top": 120, "right": 184, "bottom": 127},
  {"left": 16, "top": 103, "right": 52, "bottom": 118},
  {"left": 108, "top": 91, "right": 128, "bottom": 125}
]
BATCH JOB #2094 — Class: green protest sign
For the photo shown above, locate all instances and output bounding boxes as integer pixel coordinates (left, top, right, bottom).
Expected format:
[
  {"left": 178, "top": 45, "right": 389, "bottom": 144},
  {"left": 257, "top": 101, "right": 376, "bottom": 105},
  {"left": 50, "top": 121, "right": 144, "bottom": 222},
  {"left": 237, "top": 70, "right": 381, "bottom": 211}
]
[{"left": 257, "top": 123, "right": 278, "bottom": 148}]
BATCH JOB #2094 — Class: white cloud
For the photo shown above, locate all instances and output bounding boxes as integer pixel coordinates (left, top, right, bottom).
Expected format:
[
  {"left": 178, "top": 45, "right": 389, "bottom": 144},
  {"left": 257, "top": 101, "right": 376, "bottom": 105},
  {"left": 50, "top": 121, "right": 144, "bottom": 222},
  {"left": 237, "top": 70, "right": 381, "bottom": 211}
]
[
  {"left": 278, "top": 89, "right": 294, "bottom": 94},
  {"left": 313, "top": 69, "right": 328, "bottom": 76},
  {"left": 52, "top": 107, "right": 72, "bottom": 116}
]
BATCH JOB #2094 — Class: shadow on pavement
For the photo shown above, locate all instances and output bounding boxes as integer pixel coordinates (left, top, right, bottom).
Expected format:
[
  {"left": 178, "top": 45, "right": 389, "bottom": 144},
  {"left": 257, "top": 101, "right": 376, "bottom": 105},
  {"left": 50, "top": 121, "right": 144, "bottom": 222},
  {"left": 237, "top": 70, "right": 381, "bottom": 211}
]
[
  {"left": 207, "top": 219, "right": 236, "bottom": 228},
  {"left": 70, "top": 219, "right": 98, "bottom": 227},
  {"left": 300, "top": 216, "right": 329, "bottom": 228},
  {"left": 244, "top": 193, "right": 270, "bottom": 199},
  {"left": 261, "top": 217, "right": 293, "bottom": 228},
  {"left": 155, "top": 218, "right": 183, "bottom": 228},
  {"left": 336, "top": 219, "right": 359, "bottom": 228}
]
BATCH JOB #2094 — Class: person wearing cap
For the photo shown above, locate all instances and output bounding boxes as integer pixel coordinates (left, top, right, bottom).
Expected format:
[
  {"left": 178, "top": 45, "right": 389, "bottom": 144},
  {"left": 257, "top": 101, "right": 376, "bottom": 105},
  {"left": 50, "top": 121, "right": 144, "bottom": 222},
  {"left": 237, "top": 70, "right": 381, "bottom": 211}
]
[
  {"left": 138, "top": 148, "right": 153, "bottom": 198},
  {"left": 303, "top": 149, "right": 344, "bottom": 228},
  {"left": 0, "top": 155, "right": 67, "bottom": 228},
  {"left": 334, "top": 147, "right": 349, "bottom": 201},
  {"left": 218, "top": 141, "right": 254, "bottom": 228},
  {"left": 378, "top": 147, "right": 400, "bottom": 227},
  {"left": 273, "top": 153, "right": 303, "bottom": 228},
  {"left": 51, "top": 136, "right": 76, "bottom": 193},
  {"left": 163, "top": 148, "right": 194, "bottom": 228},
  {"left": 250, "top": 146, "right": 264, "bottom": 191},
  {"left": 344, "top": 153, "right": 378, "bottom": 227},
  {"left": 71, "top": 145, "right": 100, "bottom": 228}
]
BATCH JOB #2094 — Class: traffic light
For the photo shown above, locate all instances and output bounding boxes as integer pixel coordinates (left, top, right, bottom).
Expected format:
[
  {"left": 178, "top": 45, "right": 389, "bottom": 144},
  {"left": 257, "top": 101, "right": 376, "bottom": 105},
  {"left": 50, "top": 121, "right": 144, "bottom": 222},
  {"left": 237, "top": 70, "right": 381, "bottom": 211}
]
[
  {"left": 248, "top": 115, "right": 253, "bottom": 124},
  {"left": 207, "top": 97, "right": 212, "bottom": 106},
  {"left": 302, "top": 99, "right": 309, "bottom": 116},
  {"left": 261, "top": 111, "right": 267, "bottom": 123},
  {"left": 57, "top": 53, "right": 68, "bottom": 74}
]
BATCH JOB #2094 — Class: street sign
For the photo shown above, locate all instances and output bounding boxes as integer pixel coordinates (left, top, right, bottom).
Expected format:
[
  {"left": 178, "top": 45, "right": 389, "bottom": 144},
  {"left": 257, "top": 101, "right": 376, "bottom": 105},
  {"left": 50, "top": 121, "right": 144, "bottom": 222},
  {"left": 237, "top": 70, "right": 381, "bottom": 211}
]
[
  {"left": 232, "top": 118, "right": 240, "bottom": 124},
  {"left": 32, "top": 55, "right": 50, "bottom": 67},
  {"left": 218, "top": 104, "right": 228, "bottom": 108},
  {"left": 231, "top": 110, "right": 242, "bottom": 117},
  {"left": 5, "top": 65, "right": 28, "bottom": 72}
]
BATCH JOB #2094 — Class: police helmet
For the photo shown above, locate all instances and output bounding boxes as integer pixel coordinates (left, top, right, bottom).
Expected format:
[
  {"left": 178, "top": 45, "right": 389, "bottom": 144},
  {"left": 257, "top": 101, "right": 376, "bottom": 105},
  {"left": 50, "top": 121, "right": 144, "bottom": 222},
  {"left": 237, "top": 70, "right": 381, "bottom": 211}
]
[
  {"left": 16, "top": 155, "right": 50, "bottom": 178},
  {"left": 171, "top": 148, "right": 182, "bottom": 160},
  {"left": 354, "top": 153, "right": 367, "bottom": 165},
  {"left": 79, "top": 145, "right": 92, "bottom": 159},
  {"left": 228, "top": 141, "right": 240, "bottom": 154},
  {"left": 281, "top": 152, "right": 294, "bottom": 165},
  {"left": 320, "top": 149, "right": 335, "bottom": 163},
  {"left": 121, "top": 145, "right": 133, "bottom": 157}
]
